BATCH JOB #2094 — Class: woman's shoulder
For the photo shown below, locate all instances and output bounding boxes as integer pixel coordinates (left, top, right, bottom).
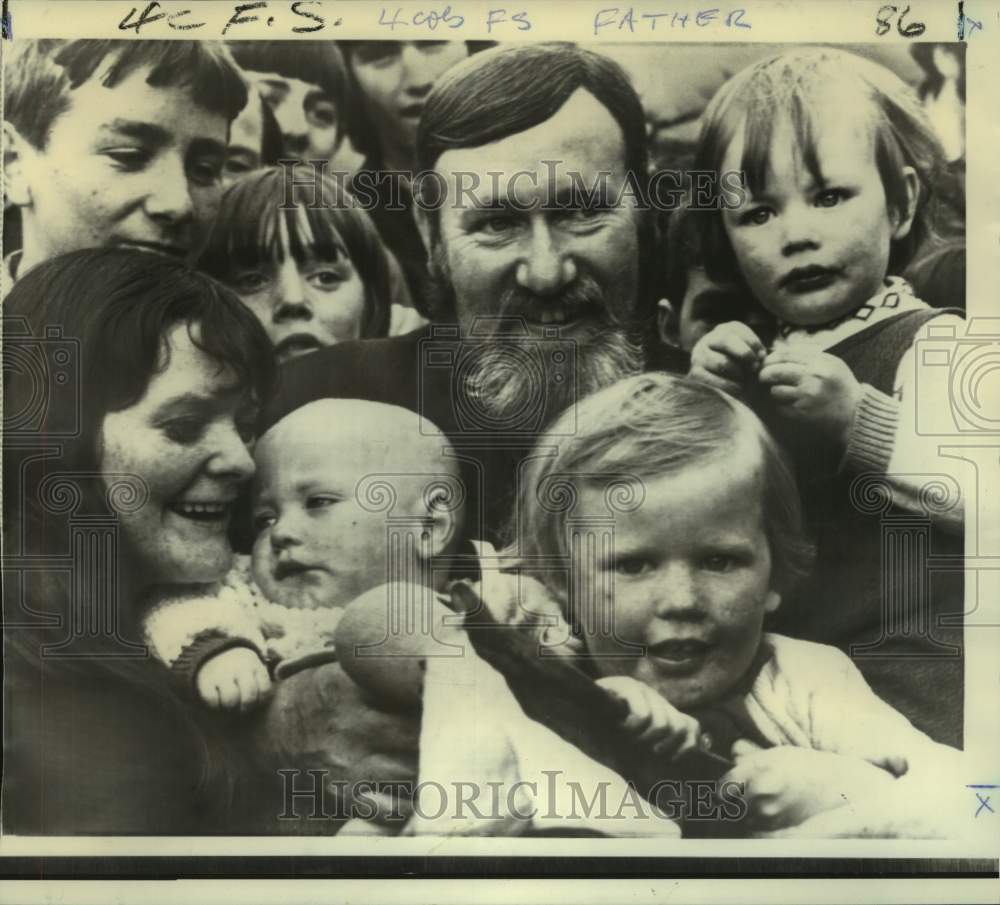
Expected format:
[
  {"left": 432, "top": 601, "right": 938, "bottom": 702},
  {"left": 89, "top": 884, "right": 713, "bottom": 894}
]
[{"left": 4, "top": 663, "right": 214, "bottom": 834}]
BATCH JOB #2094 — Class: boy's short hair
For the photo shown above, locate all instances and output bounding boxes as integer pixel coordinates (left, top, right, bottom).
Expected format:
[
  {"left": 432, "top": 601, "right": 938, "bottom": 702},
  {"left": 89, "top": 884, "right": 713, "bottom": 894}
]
[
  {"left": 515, "top": 373, "right": 814, "bottom": 601},
  {"left": 198, "top": 166, "right": 392, "bottom": 339},
  {"left": 227, "top": 41, "right": 348, "bottom": 116},
  {"left": 5, "top": 39, "right": 248, "bottom": 150},
  {"left": 693, "top": 47, "right": 944, "bottom": 284}
]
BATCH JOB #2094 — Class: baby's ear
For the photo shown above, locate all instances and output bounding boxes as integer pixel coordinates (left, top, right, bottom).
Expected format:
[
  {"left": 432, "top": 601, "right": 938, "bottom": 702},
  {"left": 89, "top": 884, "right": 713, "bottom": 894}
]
[
  {"left": 891, "top": 166, "right": 920, "bottom": 240},
  {"left": 763, "top": 590, "right": 781, "bottom": 614},
  {"left": 417, "top": 478, "right": 461, "bottom": 560}
]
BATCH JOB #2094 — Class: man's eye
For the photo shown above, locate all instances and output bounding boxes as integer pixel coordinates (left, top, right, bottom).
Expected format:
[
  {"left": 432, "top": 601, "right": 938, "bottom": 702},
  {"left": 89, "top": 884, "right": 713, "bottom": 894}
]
[
  {"left": 478, "top": 215, "right": 517, "bottom": 235},
  {"left": 815, "top": 189, "right": 845, "bottom": 208},
  {"left": 740, "top": 207, "right": 772, "bottom": 226},
  {"left": 162, "top": 418, "right": 206, "bottom": 445},
  {"left": 235, "top": 414, "right": 258, "bottom": 444},
  {"left": 614, "top": 557, "right": 652, "bottom": 577}
]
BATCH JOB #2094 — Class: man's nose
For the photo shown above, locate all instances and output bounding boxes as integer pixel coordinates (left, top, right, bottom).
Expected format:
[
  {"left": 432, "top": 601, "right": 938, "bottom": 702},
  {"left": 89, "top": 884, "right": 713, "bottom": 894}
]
[
  {"left": 780, "top": 202, "right": 822, "bottom": 257},
  {"left": 515, "top": 220, "right": 577, "bottom": 297},
  {"left": 144, "top": 154, "right": 195, "bottom": 227},
  {"left": 273, "top": 260, "right": 312, "bottom": 322},
  {"left": 274, "top": 102, "right": 310, "bottom": 155}
]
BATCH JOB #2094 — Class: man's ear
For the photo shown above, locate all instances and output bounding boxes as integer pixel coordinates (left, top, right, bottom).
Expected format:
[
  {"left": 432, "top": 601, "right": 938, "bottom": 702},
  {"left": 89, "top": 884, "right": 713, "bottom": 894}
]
[
  {"left": 3, "top": 121, "right": 35, "bottom": 208},
  {"left": 891, "top": 165, "right": 920, "bottom": 241},
  {"left": 656, "top": 298, "right": 676, "bottom": 344},
  {"left": 763, "top": 589, "right": 781, "bottom": 614}
]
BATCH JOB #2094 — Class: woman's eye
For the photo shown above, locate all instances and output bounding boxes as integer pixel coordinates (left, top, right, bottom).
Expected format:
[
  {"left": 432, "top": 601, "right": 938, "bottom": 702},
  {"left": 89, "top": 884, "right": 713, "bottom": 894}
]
[
  {"left": 815, "top": 189, "right": 844, "bottom": 208},
  {"left": 162, "top": 419, "right": 206, "bottom": 445},
  {"left": 614, "top": 557, "right": 652, "bottom": 577},
  {"left": 354, "top": 42, "right": 399, "bottom": 65}
]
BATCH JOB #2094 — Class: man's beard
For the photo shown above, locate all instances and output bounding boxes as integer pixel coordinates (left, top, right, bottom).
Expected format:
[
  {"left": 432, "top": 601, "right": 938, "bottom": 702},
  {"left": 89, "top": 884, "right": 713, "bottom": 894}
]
[
  {"left": 467, "top": 327, "right": 643, "bottom": 427},
  {"left": 425, "top": 242, "right": 643, "bottom": 426}
]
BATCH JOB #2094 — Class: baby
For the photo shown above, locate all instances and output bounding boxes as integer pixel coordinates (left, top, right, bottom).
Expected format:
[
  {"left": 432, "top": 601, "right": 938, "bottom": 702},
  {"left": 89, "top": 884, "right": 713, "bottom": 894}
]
[
  {"left": 143, "top": 398, "right": 464, "bottom": 710},
  {"left": 515, "top": 372, "right": 960, "bottom": 833},
  {"left": 686, "top": 47, "right": 964, "bottom": 745}
]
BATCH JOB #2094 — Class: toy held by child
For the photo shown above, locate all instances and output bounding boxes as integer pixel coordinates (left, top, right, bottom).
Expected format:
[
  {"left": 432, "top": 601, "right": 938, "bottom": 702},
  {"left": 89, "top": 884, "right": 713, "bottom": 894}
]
[
  {"left": 514, "top": 372, "right": 963, "bottom": 835},
  {"left": 686, "top": 47, "right": 965, "bottom": 746}
]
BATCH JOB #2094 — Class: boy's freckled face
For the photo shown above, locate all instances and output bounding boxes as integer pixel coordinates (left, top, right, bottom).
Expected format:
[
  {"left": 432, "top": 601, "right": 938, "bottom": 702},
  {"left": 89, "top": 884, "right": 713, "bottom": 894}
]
[
  {"left": 721, "top": 111, "right": 911, "bottom": 327},
  {"left": 578, "top": 439, "right": 780, "bottom": 711},
  {"left": 19, "top": 63, "right": 229, "bottom": 262}
]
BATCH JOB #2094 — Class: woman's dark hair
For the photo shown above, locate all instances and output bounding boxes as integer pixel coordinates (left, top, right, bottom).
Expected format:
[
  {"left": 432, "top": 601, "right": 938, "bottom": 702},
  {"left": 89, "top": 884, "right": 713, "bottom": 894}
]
[
  {"left": 198, "top": 166, "right": 393, "bottom": 339},
  {"left": 3, "top": 248, "right": 276, "bottom": 663},
  {"left": 3, "top": 248, "right": 276, "bottom": 820}
]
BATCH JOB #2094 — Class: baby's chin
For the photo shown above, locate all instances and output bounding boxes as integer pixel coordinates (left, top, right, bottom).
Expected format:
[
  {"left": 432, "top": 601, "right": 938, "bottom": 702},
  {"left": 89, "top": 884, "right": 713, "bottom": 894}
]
[{"left": 258, "top": 576, "right": 351, "bottom": 610}]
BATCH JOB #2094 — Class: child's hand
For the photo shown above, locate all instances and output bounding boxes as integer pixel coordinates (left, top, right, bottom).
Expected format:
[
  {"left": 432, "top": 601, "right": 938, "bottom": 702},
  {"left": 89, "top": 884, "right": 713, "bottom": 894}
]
[
  {"left": 597, "top": 676, "right": 701, "bottom": 758},
  {"left": 722, "top": 741, "right": 898, "bottom": 832},
  {"left": 689, "top": 322, "right": 767, "bottom": 398},
  {"left": 196, "top": 646, "right": 273, "bottom": 712},
  {"left": 758, "top": 349, "right": 862, "bottom": 447}
]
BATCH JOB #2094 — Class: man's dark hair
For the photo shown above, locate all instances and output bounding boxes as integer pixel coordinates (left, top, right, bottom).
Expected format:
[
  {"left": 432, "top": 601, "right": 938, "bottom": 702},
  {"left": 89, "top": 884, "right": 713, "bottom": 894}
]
[
  {"left": 227, "top": 40, "right": 348, "bottom": 119},
  {"left": 417, "top": 42, "right": 648, "bottom": 180},
  {"left": 416, "top": 43, "right": 658, "bottom": 326},
  {"left": 5, "top": 40, "right": 248, "bottom": 149}
]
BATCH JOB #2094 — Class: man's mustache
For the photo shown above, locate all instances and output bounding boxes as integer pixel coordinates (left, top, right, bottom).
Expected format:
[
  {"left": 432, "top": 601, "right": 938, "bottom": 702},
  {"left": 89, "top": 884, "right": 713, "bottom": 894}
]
[{"left": 495, "top": 275, "right": 621, "bottom": 327}]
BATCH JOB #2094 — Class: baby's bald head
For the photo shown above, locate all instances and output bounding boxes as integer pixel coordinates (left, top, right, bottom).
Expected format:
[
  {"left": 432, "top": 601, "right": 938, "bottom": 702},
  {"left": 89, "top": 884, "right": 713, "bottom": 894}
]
[
  {"left": 257, "top": 399, "right": 456, "bottom": 480},
  {"left": 251, "top": 400, "right": 462, "bottom": 608}
]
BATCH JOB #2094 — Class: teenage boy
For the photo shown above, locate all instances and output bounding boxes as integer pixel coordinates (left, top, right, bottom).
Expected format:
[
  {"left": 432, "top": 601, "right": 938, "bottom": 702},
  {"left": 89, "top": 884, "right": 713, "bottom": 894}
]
[{"left": 3, "top": 39, "right": 247, "bottom": 284}]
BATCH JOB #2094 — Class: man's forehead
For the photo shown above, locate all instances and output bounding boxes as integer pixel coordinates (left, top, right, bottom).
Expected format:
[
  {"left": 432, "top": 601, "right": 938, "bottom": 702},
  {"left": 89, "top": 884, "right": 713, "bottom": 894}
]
[{"left": 433, "top": 89, "right": 627, "bottom": 183}]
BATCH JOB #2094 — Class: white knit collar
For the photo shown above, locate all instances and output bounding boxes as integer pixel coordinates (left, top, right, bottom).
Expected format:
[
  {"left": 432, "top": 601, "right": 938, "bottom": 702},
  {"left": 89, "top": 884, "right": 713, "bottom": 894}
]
[{"left": 772, "top": 277, "right": 928, "bottom": 353}]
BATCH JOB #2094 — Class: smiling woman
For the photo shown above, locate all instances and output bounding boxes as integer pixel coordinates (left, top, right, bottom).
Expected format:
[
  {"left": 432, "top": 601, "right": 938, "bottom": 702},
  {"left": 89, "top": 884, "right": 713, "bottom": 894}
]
[{"left": 2, "top": 248, "right": 276, "bottom": 833}]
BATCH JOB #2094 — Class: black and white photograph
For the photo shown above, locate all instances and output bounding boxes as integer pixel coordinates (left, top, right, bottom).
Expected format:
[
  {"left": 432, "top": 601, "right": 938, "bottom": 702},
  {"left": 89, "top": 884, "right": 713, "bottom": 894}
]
[{"left": 1, "top": 0, "right": 997, "bottom": 901}]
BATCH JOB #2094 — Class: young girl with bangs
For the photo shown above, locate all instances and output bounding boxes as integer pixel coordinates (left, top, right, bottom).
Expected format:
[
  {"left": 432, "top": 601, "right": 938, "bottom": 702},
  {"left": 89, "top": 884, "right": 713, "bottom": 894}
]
[
  {"left": 199, "top": 166, "right": 424, "bottom": 364},
  {"left": 687, "top": 47, "right": 965, "bottom": 747}
]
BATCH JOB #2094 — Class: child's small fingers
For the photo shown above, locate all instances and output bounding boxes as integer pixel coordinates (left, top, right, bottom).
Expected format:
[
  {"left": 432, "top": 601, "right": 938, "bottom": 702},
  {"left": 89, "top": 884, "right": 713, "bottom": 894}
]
[
  {"left": 218, "top": 678, "right": 241, "bottom": 710},
  {"left": 758, "top": 363, "right": 805, "bottom": 387},
  {"left": 769, "top": 385, "right": 803, "bottom": 404}
]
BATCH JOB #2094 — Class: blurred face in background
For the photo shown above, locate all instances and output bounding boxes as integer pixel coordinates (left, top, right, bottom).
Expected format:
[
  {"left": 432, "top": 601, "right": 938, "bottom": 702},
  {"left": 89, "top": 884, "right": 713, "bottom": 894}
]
[
  {"left": 250, "top": 71, "right": 339, "bottom": 162},
  {"left": 348, "top": 41, "right": 468, "bottom": 166}
]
